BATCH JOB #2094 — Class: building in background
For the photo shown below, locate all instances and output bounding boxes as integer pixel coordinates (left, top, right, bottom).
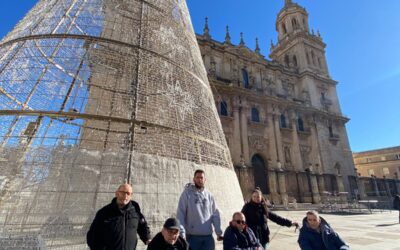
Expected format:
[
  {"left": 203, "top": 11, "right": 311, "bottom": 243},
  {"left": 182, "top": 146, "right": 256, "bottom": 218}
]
[
  {"left": 197, "top": 0, "right": 359, "bottom": 204},
  {"left": 354, "top": 146, "right": 400, "bottom": 179},
  {"left": 0, "top": 0, "right": 244, "bottom": 248},
  {"left": 353, "top": 146, "right": 400, "bottom": 197}
]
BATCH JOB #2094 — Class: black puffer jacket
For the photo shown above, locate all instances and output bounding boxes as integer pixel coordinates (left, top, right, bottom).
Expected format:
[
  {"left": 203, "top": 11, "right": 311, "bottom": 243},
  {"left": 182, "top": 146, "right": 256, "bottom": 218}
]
[
  {"left": 147, "top": 232, "right": 189, "bottom": 250},
  {"left": 223, "top": 224, "right": 261, "bottom": 250},
  {"left": 241, "top": 201, "right": 292, "bottom": 245},
  {"left": 87, "top": 198, "right": 151, "bottom": 250}
]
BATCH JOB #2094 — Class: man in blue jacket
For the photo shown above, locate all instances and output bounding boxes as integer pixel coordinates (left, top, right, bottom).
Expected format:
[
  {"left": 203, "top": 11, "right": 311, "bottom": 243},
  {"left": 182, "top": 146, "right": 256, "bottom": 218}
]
[
  {"left": 176, "top": 169, "right": 223, "bottom": 250},
  {"left": 298, "top": 210, "right": 349, "bottom": 250},
  {"left": 223, "top": 212, "right": 263, "bottom": 250}
]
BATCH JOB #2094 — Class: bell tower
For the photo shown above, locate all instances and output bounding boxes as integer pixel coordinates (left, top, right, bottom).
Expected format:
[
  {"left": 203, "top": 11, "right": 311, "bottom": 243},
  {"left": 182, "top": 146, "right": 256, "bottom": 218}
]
[{"left": 270, "top": 0, "right": 329, "bottom": 76}]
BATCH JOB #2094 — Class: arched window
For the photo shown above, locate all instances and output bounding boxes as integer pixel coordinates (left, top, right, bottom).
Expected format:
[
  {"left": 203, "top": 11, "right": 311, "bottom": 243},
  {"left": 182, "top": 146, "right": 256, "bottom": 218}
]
[
  {"left": 220, "top": 101, "right": 228, "bottom": 116},
  {"left": 282, "top": 23, "right": 287, "bottom": 34},
  {"left": 280, "top": 114, "right": 287, "bottom": 128},
  {"left": 292, "top": 18, "right": 298, "bottom": 30},
  {"left": 251, "top": 107, "right": 260, "bottom": 122},
  {"left": 242, "top": 69, "right": 249, "bottom": 89},
  {"left": 284, "top": 55, "right": 290, "bottom": 67},
  {"left": 334, "top": 163, "right": 341, "bottom": 175},
  {"left": 318, "top": 57, "right": 322, "bottom": 68},
  {"left": 298, "top": 117, "right": 304, "bottom": 131},
  {"left": 293, "top": 55, "right": 298, "bottom": 67},
  {"left": 328, "top": 125, "right": 334, "bottom": 137},
  {"left": 311, "top": 50, "right": 316, "bottom": 65},
  {"left": 306, "top": 52, "right": 310, "bottom": 65}
]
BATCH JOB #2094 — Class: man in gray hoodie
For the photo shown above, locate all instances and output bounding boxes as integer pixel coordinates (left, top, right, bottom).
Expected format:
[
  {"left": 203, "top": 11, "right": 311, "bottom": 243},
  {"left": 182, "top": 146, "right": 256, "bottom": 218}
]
[{"left": 177, "top": 169, "right": 223, "bottom": 250}]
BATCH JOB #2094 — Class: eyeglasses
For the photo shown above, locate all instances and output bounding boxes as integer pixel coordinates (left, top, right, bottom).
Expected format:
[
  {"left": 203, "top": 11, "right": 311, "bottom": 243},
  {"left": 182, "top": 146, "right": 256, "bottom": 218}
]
[
  {"left": 118, "top": 191, "right": 132, "bottom": 196},
  {"left": 235, "top": 220, "right": 246, "bottom": 225}
]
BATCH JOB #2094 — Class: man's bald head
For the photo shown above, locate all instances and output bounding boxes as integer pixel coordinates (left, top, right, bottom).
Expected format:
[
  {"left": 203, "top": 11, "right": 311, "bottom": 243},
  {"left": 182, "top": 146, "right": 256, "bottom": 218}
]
[{"left": 115, "top": 183, "right": 133, "bottom": 208}]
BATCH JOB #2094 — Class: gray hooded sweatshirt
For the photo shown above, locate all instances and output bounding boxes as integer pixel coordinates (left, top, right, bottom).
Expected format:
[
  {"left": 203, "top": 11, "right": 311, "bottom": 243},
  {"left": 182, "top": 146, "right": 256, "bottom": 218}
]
[{"left": 176, "top": 183, "right": 222, "bottom": 238}]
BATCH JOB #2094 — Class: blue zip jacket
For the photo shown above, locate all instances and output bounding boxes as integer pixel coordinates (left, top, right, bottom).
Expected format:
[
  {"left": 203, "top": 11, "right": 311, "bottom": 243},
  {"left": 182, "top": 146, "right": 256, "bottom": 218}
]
[{"left": 298, "top": 216, "right": 349, "bottom": 250}]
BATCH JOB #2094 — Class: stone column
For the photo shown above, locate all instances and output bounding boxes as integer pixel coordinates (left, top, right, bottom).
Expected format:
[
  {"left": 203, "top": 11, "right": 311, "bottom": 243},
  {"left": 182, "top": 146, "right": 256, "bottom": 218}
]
[
  {"left": 268, "top": 170, "right": 280, "bottom": 204},
  {"left": 356, "top": 176, "right": 367, "bottom": 200},
  {"left": 383, "top": 177, "right": 392, "bottom": 198},
  {"left": 240, "top": 99, "right": 250, "bottom": 164},
  {"left": 336, "top": 175, "right": 347, "bottom": 202},
  {"left": 266, "top": 108, "right": 277, "bottom": 165},
  {"left": 309, "top": 117, "right": 322, "bottom": 171},
  {"left": 372, "top": 177, "right": 380, "bottom": 197},
  {"left": 277, "top": 170, "right": 288, "bottom": 206},
  {"left": 290, "top": 112, "right": 303, "bottom": 171},
  {"left": 310, "top": 173, "right": 321, "bottom": 204},
  {"left": 231, "top": 97, "right": 241, "bottom": 164},
  {"left": 273, "top": 113, "right": 284, "bottom": 164},
  {"left": 317, "top": 174, "right": 326, "bottom": 202}
]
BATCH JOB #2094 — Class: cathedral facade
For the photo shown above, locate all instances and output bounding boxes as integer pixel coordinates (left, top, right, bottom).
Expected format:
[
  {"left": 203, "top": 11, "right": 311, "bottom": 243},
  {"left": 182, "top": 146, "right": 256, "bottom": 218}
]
[{"left": 197, "top": 0, "right": 358, "bottom": 204}]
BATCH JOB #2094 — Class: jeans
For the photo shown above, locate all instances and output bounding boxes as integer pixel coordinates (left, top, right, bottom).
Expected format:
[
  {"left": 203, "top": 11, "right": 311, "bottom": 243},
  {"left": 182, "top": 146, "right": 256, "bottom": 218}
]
[{"left": 187, "top": 235, "right": 215, "bottom": 250}]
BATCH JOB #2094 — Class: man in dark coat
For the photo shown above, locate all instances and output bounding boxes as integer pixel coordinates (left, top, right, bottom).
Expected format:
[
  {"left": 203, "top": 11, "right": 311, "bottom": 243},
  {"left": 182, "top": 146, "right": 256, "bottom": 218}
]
[
  {"left": 298, "top": 210, "right": 349, "bottom": 250},
  {"left": 393, "top": 194, "right": 400, "bottom": 223},
  {"left": 87, "top": 184, "right": 151, "bottom": 250},
  {"left": 223, "top": 212, "right": 263, "bottom": 250},
  {"left": 147, "top": 218, "right": 189, "bottom": 250}
]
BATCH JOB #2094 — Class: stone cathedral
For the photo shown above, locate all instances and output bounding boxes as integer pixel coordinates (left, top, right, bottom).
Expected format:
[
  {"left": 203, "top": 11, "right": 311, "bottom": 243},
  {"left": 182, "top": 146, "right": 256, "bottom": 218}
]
[{"left": 197, "top": 0, "right": 358, "bottom": 204}]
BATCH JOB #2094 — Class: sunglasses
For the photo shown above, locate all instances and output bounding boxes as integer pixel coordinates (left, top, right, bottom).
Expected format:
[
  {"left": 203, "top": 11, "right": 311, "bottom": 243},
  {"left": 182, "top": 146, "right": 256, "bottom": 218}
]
[{"left": 235, "top": 220, "right": 246, "bottom": 225}]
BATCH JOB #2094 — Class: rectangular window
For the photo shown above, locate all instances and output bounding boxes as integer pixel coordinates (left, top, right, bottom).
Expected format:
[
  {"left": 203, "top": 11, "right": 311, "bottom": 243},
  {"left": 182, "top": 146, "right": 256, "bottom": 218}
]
[
  {"left": 383, "top": 167, "right": 390, "bottom": 175},
  {"left": 368, "top": 169, "right": 374, "bottom": 176}
]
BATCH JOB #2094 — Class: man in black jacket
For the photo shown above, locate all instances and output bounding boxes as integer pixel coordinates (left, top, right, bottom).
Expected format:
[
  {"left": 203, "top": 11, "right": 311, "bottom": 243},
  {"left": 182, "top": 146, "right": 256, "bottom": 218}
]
[
  {"left": 223, "top": 212, "right": 263, "bottom": 250},
  {"left": 147, "top": 218, "right": 189, "bottom": 250},
  {"left": 87, "top": 184, "right": 151, "bottom": 250}
]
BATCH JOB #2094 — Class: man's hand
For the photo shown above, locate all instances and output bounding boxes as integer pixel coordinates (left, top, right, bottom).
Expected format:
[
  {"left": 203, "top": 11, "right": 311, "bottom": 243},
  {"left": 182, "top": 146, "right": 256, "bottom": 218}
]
[
  {"left": 292, "top": 221, "right": 300, "bottom": 232},
  {"left": 217, "top": 234, "right": 223, "bottom": 241},
  {"left": 145, "top": 239, "right": 151, "bottom": 245}
]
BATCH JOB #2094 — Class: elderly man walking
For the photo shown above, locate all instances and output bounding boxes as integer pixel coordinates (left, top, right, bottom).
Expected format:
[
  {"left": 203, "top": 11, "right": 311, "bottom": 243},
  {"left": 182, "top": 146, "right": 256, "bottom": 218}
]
[{"left": 87, "top": 183, "right": 151, "bottom": 250}]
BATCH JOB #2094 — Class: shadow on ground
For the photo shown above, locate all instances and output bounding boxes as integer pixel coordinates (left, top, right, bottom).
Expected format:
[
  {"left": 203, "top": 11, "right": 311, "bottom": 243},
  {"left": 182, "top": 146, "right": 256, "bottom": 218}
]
[{"left": 375, "top": 223, "right": 399, "bottom": 227}]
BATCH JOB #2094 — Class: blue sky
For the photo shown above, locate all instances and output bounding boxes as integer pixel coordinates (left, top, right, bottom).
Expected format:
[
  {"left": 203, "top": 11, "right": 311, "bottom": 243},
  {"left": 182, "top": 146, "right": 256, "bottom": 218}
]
[{"left": 1, "top": 0, "right": 399, "bottom": 153}]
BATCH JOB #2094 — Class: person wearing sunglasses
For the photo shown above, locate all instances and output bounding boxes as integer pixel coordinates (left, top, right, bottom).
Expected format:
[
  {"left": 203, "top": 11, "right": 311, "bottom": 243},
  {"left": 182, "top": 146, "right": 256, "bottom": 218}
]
[{"left": 223, "top": 212, "right": 263, "bottom": 250}]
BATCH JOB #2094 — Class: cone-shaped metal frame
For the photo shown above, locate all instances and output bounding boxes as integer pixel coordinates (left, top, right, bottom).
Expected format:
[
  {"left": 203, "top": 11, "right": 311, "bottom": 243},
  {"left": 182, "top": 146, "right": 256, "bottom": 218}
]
[{"left": 0, "top": 0, "right": 243, "bottom": 248}]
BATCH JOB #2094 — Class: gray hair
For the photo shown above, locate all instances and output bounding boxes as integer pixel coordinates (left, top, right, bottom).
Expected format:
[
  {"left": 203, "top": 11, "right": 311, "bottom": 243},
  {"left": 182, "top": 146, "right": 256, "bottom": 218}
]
[{"left": 306, "top": 210, "right": 320, "bottom": 220}]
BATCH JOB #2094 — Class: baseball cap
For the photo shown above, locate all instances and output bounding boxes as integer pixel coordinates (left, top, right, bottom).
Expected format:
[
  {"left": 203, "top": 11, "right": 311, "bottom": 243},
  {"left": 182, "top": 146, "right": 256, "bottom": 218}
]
[{"left": 163, "top": 218, "right": 181, "bottom": 230}]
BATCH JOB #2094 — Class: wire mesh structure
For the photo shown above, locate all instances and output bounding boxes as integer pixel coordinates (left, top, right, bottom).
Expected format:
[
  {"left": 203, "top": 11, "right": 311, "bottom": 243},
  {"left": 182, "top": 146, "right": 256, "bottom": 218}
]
[{"left": 0, "top": 0, "right": 244, "bottom": 248}]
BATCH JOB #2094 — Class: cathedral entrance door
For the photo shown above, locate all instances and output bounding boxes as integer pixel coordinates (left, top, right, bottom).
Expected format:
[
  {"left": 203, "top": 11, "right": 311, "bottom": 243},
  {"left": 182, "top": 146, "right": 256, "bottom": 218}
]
[{"left": 251, "top": 154, "right": 269, "bottom": 194}]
